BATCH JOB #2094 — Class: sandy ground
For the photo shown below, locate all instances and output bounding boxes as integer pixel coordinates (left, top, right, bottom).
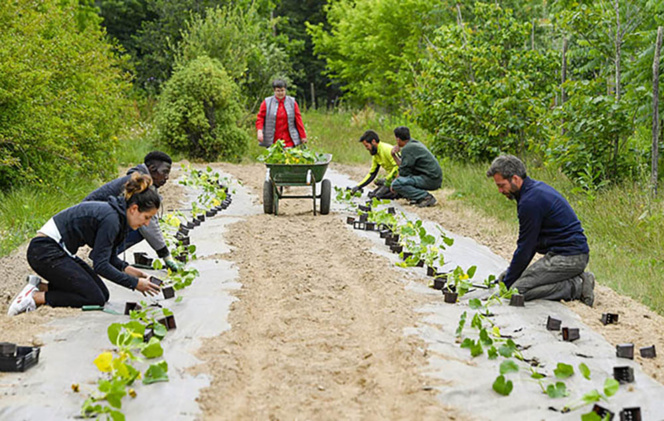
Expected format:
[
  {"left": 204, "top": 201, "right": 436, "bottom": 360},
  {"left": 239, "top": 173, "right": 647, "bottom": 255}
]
[
  {"left": 0, "top": 166, "right": 187, "bottom": 347},
  {"left": 191, "top": 163, "right": 469, "bottom": 420},
  {"left": 335, "top": 163, "right": 664, "bottom": 382}
]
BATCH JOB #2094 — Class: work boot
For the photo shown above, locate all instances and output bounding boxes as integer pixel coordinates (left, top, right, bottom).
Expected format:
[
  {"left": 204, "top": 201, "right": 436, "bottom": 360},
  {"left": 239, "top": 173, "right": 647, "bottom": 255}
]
[
  {"left": 580, "top": 271, "right": 595, "bottom": 307},
  {"left": 417, "top": 194, "right": 437, "bottom": 208}
]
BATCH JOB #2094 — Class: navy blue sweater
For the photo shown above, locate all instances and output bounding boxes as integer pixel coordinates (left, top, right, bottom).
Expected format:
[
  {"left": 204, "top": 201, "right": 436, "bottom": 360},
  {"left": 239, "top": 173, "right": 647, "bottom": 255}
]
[
  {"left": 53, "top": 196, "right": 138, "bottom": 289},
  {"left": 503, "top": 177, "right": 589, "bottom": 287}
]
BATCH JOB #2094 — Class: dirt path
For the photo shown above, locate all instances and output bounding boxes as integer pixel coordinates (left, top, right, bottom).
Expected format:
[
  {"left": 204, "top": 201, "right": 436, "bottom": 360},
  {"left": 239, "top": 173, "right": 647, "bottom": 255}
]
[
  {"left": 336, "top": 163, "right": 664, "bottom": 382},
  {"left": 192, "top": 164, "right": 469, "bottom": 420}
]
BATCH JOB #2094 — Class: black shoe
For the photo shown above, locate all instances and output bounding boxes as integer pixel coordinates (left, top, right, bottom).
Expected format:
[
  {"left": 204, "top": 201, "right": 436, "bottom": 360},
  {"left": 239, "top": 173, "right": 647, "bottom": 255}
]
[
  {"left": 580, "top": 272, "right": 595, "bottom": 307},
  {"left": 417, "top": 194, "right": 437, "bottom": 208}
]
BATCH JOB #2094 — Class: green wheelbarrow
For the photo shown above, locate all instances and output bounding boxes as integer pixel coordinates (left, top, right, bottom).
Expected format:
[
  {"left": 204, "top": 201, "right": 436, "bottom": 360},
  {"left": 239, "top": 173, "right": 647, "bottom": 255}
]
[{"left": 263, "top": 153, "right": 333, "bottom": 215}]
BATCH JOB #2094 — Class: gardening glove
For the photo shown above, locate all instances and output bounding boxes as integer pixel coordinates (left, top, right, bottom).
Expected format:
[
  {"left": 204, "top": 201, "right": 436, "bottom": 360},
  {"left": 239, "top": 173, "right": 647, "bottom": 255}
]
[
  {"left": 350, "top": 186, "right": 360, "bottom": 194},
  {"left": 164, "top": 256, "right": 183, "bottom": 272}
]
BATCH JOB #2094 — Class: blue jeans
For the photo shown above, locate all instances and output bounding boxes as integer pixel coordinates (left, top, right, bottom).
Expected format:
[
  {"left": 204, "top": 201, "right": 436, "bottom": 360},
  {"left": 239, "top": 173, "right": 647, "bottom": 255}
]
[{"left": 391, "top": 175, "right": 441, "bottom": 201}]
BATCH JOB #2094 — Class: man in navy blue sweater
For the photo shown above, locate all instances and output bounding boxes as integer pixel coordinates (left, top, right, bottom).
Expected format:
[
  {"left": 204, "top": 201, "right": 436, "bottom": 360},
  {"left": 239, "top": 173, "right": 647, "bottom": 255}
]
[{"left": 487, "top": 155, "right": 595, "bottom": 306}]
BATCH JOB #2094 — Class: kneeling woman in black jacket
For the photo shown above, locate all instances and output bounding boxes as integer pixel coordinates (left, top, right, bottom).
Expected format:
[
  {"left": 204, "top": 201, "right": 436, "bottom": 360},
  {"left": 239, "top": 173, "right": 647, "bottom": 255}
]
[{"left": 8, "top": 174, "right": 162, "bottom": 316}]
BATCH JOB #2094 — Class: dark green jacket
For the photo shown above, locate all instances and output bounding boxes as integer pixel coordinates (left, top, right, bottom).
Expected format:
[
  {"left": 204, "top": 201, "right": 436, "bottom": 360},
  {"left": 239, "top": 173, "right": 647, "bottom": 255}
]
[{"left": 399, "top": 140, "right": 442, "bottom": 183}]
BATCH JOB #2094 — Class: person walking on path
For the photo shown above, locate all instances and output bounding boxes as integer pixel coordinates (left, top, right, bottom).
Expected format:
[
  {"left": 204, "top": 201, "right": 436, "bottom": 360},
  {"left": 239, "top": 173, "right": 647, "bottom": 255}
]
[
  {"left": 390, "top": 126, "right": 441, "bottom": 207},
  {"left": 7, "top": 174, "right": 161, "bottom": 316},
  {"left": 84, "top": 151, "right": 180, "bottom": 272},
  {"left": 256, "top": 79, "right": 307, "bottom": 148},
  {"left": 351, "top": 130, "right": 399, "bottom": 199},
  {"left": 487, "top": 155, "right": 595, "bottom": 305}
]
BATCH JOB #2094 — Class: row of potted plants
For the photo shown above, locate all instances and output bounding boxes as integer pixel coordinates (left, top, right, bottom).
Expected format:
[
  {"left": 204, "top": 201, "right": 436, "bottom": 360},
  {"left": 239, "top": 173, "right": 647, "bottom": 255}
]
[{"left": 79, "top": 167, "right": 233, "bottom": 420}]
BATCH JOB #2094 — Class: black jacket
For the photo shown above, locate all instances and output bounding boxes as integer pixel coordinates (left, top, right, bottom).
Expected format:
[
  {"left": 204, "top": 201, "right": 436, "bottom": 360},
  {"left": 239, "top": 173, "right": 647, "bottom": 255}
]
[{"left": 53, "top": 196, "right": 138, "bottom": 289}]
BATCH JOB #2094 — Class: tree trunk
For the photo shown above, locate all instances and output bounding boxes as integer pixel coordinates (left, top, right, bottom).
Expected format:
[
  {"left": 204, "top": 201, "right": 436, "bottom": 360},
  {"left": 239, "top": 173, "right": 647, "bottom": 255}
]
[{"left": 652, "top": 26, "right": 663, "bottom": 196}]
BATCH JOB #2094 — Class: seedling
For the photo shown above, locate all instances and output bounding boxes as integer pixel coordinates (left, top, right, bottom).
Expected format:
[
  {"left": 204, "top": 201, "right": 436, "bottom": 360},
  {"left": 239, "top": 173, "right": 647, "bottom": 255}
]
[
  {"left": 562, "top": 327, "right": 580, "bottom": 342},
  {"left": 613, "top": 366, "right": 634, "bottom": 384},
  {"left": 547, "top": 316, "right": 562, "bottom": 331},
  {"left": 616, "top": 344, "right": 634, "bottom": 359},
  {"left": 619, "top": 407, "right": 641, "bottom": 421},
  {"left": 509, "top": 294, "right": 525, "bottom": 307},
  {"left": 563, "top": 377, "right": 620, "bottom": 413},
  {"left": 639, "top": 345, "right": 656, "bottom": 358},
  {"left": 600, "top": 313, "right": 619, "bottom": 325}
]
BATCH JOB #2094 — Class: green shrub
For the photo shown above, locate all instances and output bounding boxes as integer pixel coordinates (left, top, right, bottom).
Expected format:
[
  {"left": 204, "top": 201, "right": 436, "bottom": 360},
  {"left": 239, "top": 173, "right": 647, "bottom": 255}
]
[
  {"left": 0, "top": 0, "right": 133, "bottom": 191},
  {"left": 154, "top": 56, "right": 249, "bottom": 161}
]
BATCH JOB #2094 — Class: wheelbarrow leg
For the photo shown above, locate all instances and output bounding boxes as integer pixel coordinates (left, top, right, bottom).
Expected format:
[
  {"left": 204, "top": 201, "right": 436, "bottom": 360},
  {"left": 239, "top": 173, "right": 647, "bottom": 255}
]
[
  {"left": 273, "top": 182, "right": 280, "bottom": 215},
  {"left": 311, "top": 173, "right": 317, "bottom": 216}
]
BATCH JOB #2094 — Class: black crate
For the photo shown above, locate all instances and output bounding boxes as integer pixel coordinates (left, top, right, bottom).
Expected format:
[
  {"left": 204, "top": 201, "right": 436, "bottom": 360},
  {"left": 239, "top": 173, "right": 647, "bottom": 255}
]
[
  {"left": 592, "top": 405, "right": 614, "bottom": 421},
  {"left": 0, "top": 342, "right": 17, "bottom": 357},
  {"left": 0, "top": 346, "right": 40, "bottom": 372},
  {"left": 601, "top": 313, "right": 619, "bottom": 325},
  {"left": 613, "top": 366, "right": 634, "bottom": 384},
  {"left": 353, "top": 221, "right": 366, "bottom": 230},
  {"left": 620, "top": 407, "right": 641, "bottom": 421},
  {"left": 639, "top": 345, "right": 656, "bottom": 358}
]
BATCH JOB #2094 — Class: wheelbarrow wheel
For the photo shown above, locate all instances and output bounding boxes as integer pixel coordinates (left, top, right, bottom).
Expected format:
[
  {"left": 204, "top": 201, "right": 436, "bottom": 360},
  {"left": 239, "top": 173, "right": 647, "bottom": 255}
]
[
  {"left": 263, "top": 180, "right": 274, "bottom": 214},
  {"left": 320, "top": 179, "right": 332, "bottom": 215}
]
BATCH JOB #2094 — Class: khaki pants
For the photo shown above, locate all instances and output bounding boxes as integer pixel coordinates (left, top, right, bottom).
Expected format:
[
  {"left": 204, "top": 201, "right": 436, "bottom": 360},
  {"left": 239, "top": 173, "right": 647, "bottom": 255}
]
[{"left": 512, "top": 253, "right": 589, "bottom": 302}]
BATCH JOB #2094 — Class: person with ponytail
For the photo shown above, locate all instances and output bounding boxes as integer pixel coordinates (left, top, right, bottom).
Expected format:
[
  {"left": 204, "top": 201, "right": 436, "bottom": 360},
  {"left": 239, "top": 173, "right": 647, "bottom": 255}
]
[{"left": 7, "top": 174, "right": 162, "bottom": 316}]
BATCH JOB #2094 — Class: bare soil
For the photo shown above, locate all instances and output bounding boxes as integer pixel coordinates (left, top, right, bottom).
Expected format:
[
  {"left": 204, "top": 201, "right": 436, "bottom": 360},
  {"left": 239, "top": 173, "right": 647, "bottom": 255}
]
[{"left": 192, "top": 163, "right": 471, "bottom": 420}]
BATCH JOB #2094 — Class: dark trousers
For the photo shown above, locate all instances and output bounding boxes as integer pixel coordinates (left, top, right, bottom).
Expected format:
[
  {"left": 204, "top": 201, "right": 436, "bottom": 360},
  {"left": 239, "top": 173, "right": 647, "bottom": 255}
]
[
  {"left": 512, "top": 253, "right": 588, "bottom": 301},
  {"left": 26, "top": 237, "right": 109, "bottom": 308}
]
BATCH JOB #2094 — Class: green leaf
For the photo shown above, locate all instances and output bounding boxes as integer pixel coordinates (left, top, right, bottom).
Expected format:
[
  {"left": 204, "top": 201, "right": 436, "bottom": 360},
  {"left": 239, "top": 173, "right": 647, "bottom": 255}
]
[
  {"left": 603, "top": 378, "right": 620, "bottom": 397},
  {"left": 442, "top": 236, "right": 454, "bottom": 247},
  {"left": 153, "top": 323, "right": 168, "bottom": 339},
  {"left": 581, "top": 389, "right": 602, "bottom": 405},
  {"left": 470, "top": 340, "right": 484, "bottom": 357},
  {"left": 499, "top": 360, "right": 519, "bottom": 375},
  {"left": 141, "top": 337, "right": 164, "bottom": 359},
  {"left": 581, "top": 411, "right": 602, "bottom": 421},
  {"left": 554, "top": 363, "right": 574, "bottom": 379},
  {"left": 175, "top": 296, "right": 183, "bottom": 303},
  {"left": 456, "top": 311, "right": 467, "bottom": 337},
  {"left": 107, "top": 323, "right": 122, "bottom": 345},
  {"left": 468, "top": 298, "right": 483, "bottom": 310},
  {"left": 471, "top": 313, "right": 483, "bottom": 330},
  {"left": 143, "top": 361, "right": 169, "bottom": 385},
  {"left": 531, "top": 372, "right": 545, "bottom": 380},
  {"left": 492, "top": 375, "right": 513, "bottom": 396},
  {"left": 479, "top": 328, "right": 493, "bottom": 346},
  {"left": 460, "top": 338, "right": 474, "bottom": 349},
  {"left": 579, "top": 363, "right": 591, "bottom": 380},
  {"left": 467, "top": 265, "right": 477, "bottom": 279},
  {"left": 498, "top": 341, "right": 516, "bottom": 358},
  {"left": 152, "top": 259, "right": 163, "bottom": 270},
  {"left": 487, "top": 346, "right": 498, "bottom": 359},
  {"left": 545, "top": 382, "right": 568, "bottom": 398}
]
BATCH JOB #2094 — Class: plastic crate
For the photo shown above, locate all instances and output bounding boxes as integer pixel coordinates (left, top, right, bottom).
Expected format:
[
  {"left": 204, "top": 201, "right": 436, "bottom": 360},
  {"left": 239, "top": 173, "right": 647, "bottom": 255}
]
[{"left": 0, "top": 346, "right": 40, "bottom": 372}]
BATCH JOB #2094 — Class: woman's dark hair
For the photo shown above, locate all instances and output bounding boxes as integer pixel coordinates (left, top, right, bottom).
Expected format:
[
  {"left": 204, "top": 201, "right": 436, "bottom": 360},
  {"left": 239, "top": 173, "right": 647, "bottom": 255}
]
[
  {"left": 272, "top": 79, "right": 287, "bottom": 89},
  {"left": 359, "top": 130, "right": 380, "bottom": 143},
  {"left": 124, "top": 173, "right": 161, "bottom": 212},
  {"left": 394, "top": 126, "right": 411, "bottom": 141},
  {"left": 144, "top": 151, "right": 172, "bottom": 166}
]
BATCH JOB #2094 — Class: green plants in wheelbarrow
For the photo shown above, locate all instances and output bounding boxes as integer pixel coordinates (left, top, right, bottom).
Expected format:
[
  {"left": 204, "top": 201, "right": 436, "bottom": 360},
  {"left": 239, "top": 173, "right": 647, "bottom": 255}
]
[{"left": 258, "top": 139, "right": 325, "bottom": 164}]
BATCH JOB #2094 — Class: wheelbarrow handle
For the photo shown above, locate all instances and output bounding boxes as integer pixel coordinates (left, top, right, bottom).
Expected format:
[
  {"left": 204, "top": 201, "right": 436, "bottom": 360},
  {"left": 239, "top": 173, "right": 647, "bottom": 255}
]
[{"left": 306, "top": 169, "right": 312, "bottom": 185}]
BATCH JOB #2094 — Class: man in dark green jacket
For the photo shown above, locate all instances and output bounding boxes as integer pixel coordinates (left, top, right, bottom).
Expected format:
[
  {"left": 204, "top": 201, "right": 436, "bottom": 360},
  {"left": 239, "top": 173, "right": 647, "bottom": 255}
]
[{"left": 390, "top": 126, "right": 442, "bottom": 207}]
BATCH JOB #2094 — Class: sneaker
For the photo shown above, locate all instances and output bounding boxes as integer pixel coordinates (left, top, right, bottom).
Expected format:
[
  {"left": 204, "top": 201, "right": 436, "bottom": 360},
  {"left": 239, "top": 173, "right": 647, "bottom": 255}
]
[
  {"left": 408, "top": 199, "right": 419, "bottom": 205},
  {"left": 26, "top": 275, "right": 41, "bottom": 288},
  {"left": 580, "top": 271, "right": 595, "bottom": 307},
  {"left": 7, "top": 284, "right": 38, "bottom": 316},
  {"left": 417, "top": 194, "right": 437, "bottom": 208}
]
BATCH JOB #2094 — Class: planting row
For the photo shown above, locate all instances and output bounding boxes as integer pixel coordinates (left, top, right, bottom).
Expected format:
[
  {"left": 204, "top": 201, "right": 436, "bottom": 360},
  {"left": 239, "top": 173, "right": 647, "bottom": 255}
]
[
  {"left": 79, "top": 166, "right": 233, "bottom": 421},
  {"left": 337, "top": 190, "right": 651, "bottom": 421}
]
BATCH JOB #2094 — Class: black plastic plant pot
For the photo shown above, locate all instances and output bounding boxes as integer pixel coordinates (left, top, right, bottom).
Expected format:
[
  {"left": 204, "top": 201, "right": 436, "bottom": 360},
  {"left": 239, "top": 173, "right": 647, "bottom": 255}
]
[
  {"left": 206, "top": 210, "right": 216, "bottom": 217},
  {"left": 562, "top": 327, "right": 580, "bottom": 342},
  {"left": 390, "top": 244, "right": 403, "bottom": 254},
  {"left": 616, "top": 343, "right": 634, "bottom": 359},
  {"left": 358, "top": 205, "right": 371, "bottom": 212},
  {"left": 175, "top": 255, "right": 187, "bottom": 263},
  {"left": 619, "top": 407, "right": 641, "bottom": 421},
  {"left": 416, "top": 260, "right": 425, "bottom": 268},
  {"left": 387, "top": 207, "right": 396, "bottom": 214},
  {"left": 401, "top": 252, "right": 413, "bottom": 260},
  {"left": 391, "top": 234, "right": 400, "bottom": 243},
  {"left": 162, "top": 286, "right": 175, "bottom": 300},
  {"left": 601, "top": 313, "right": 619, "bottom": 325},
  {"left": 613, "top": 366, "right": 635, "bottom": 384},
  {"left": 143, "top": 328, "right": 154, "bottom": 343},
  {"left": 385, "top": 237, "right": 396, "bottom": 246},
  {"left": 134, "top": 252, "right": 148, "bottom": 265},
  {"left": 509, "top": 294, "right": 525, "bottom": 307},
  {"left": 0, "top": 342, "right": 17, "bottom": 357},
  {"left": 180, "top": 237, "right": 191, "bottom": 246},
  {"left": 0, "top": 346, "right": 40, "bottom": 372},
  {"left": 433, "top": 279, "right": 446, "bottom": 290},
  {"left": 347, "top": 216, "right": 356, "bottom": 225},
  {"left": 359, "top": 213, "right": 368, "bottom": 222},
  {"left": 192, "top": 219, "right": 201, "bottom": 227},
  {"left": 196, "top": 214, "right": 205, "bottom": 222},
  {"left": 150, "top": 276, "right": 164, "bottom": 287},
  {"left": 175, "top": 231, "right": 187, "bottom": 241},
  {"left": 124, "top": 302, "right": 142, "bottom": 315},
  {"left": 379, "top": 229, "right": 391, "bottom": 238},
  {"left": 443, "top": 291, "right": 458, "bottom": 304},
  {"left": 157, "top": 315, "right": 177, "bottom": 330},
  {"left": 546, "top": 316, "right": 562, "bottom": 331},
  {"left": 365, "top": 222, "right": 376, "bottom": 231},
  {"left": 427, "top": 266, "right": 438, "bottom": 277},
  {"left": 186, "top": 221, "right": 195, "bottom": 229},
  {"left": 592, "top": 405, "right": 615, "bottom": 421},
  {"left": 215, "top": 205, "right": 223, "bottom": 212},
  {"left": 178, "top": 225, "right": 189, "bottom": 235},
  {"left": 353, "top": 221, "right": 366, "bottom": 230},
  {"left": 639, "top": 345, "right": 656, "bottom": 358}
]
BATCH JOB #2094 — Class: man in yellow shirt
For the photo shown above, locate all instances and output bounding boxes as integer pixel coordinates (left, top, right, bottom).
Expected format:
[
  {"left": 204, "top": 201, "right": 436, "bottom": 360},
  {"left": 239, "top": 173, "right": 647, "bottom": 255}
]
[{"left": 351, "top": 130, "right": 400, "bottom": 199}]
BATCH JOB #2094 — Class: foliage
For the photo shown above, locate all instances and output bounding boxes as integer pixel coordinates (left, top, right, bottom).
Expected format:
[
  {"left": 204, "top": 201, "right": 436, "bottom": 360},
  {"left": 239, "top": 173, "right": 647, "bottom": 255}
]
[
  {"left": 0, "top": 0, "right": 134, "bottom": 191},
  {"left": 154, "top": 56, "right": 250, "bottom": 161},
  {"left": 413, "top": 2, "right": 558, "bottom": 162},
  {"left": 257, "top": 140, "right": 325, "bottom": 164},
  {"left": 175, "top": 3, "right": 294, "bottom": 112}
]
